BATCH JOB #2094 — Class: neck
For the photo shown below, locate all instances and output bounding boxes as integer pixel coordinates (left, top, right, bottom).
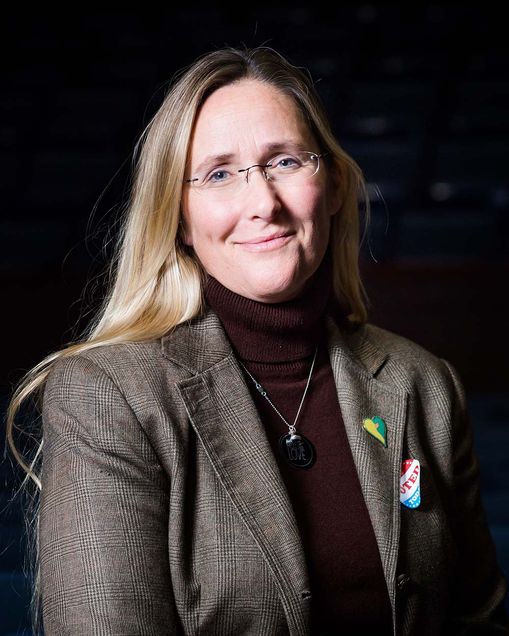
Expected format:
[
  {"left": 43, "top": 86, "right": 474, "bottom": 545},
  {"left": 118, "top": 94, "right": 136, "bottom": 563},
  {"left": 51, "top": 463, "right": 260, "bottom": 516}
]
[{"left": 204, "top": 252, "right": 336, "bottom": 364}]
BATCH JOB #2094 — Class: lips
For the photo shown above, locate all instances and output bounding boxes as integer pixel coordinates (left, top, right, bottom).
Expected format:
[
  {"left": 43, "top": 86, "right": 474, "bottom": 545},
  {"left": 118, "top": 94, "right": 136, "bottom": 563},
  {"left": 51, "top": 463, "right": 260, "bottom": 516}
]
[
  {"left": 240, "top": 231, "right": 292, "bottom": 245},
  {"left": 236, "top": 231, "right": 294, "bottom": 253}
]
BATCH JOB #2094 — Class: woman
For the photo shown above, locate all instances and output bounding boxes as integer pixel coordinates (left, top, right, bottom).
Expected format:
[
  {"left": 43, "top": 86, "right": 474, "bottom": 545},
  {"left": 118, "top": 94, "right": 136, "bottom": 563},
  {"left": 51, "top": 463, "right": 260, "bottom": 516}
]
[{"left": 7, "top": 46, "right": 508, "bottom": 635}]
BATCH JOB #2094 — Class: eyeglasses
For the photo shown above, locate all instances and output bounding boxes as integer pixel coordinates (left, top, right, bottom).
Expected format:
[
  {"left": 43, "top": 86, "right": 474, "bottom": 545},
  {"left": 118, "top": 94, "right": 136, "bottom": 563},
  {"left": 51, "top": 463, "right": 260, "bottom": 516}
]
[{"left": 184, "top": 150, "right": 327, "bottom": 201}]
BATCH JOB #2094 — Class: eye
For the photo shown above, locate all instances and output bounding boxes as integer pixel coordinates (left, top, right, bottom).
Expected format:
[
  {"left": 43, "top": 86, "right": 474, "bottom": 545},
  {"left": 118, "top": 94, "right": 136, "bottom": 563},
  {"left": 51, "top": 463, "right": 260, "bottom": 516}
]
[
  {"left": 272, "top": 154, "right": 302, "bottom": 170},
  {"left": 206, "top": 169, "right": 232, "bottom": 185}
]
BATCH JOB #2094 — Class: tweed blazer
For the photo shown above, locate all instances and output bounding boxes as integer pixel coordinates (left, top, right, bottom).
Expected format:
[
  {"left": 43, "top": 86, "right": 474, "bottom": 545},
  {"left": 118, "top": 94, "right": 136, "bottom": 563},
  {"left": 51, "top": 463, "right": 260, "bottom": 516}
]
[{"left": 39, "top": 307, "right": 508, "bottom": 635}]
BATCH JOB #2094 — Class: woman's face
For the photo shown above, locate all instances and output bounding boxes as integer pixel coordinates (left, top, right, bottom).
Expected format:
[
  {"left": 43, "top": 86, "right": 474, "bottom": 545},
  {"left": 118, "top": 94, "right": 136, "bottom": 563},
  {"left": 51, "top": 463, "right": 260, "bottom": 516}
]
[{"left": 181, "top": 79, "right": 340, "bottom": 303}]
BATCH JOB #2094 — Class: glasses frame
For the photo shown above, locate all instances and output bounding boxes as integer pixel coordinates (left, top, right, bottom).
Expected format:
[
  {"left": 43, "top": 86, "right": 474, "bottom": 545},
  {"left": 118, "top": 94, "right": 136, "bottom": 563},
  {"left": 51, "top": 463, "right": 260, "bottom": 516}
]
[{"left": 184, "top": 151, "right": 328, "bottom": 192}]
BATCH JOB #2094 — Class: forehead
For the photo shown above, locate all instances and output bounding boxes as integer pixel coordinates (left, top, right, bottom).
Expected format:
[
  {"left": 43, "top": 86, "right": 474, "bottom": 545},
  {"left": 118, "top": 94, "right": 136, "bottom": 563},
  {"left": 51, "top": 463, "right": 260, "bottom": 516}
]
[{"left": 188, "top": 79, "right": 315, "bottom": 163}]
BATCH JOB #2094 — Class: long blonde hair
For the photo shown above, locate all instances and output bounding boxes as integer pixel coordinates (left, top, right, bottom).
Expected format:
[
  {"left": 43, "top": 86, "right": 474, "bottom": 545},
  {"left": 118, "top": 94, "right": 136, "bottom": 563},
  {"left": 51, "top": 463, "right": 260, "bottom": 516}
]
[{"left": 6, "top": 45, "right": 371, "bottom": 632}]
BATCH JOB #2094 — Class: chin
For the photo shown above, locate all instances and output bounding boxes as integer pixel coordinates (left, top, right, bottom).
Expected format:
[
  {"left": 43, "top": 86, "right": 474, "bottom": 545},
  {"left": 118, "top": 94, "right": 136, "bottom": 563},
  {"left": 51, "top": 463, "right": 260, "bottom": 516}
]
[{"left": 244, "top": 273, "right": 305, "bottom": 304}]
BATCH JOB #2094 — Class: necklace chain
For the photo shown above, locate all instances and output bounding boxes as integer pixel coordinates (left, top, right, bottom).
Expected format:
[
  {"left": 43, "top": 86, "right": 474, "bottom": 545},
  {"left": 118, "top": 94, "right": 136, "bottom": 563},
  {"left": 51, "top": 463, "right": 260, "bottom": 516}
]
[{"left": 238, "top": 346, "right": 318, "bottom": 436}]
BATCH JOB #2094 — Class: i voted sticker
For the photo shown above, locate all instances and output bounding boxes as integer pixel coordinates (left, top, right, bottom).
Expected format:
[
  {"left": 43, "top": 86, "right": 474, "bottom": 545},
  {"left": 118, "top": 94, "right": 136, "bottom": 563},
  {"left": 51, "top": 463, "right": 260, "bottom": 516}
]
[{"left": 400, "top": 459, "right": 421, "bottom": 509}]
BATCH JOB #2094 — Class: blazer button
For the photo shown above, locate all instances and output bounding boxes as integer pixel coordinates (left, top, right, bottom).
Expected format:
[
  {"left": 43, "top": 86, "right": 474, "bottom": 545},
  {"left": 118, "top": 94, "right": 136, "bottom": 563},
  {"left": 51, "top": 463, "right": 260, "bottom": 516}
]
[{"left": 396, "top": 573, "right": 412, "bottom": 592}]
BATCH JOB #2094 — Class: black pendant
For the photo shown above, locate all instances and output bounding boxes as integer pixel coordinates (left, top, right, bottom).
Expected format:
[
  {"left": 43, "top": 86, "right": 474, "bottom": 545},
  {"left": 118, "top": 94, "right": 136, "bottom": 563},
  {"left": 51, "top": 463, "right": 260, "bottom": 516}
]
[{"left": 279, "top": 433, "right": 316, "bottom": 469}]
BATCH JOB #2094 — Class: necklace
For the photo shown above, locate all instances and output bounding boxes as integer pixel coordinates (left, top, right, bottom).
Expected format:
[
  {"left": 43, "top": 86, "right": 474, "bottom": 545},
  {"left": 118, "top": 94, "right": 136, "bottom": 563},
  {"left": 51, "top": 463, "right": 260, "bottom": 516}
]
[{"left": 238, "top": 346, "right": 318, "bottom": 470}]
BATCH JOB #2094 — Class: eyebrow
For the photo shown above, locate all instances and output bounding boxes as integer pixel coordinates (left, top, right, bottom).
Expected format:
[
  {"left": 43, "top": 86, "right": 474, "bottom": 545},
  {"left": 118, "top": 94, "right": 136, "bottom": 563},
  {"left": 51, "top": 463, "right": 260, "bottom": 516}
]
[
  {"left": 194, "top": 153, "right": 234, "bottom": 175},
  {"left": 192, "top": 140, "right": 309, "bottom": 175}
]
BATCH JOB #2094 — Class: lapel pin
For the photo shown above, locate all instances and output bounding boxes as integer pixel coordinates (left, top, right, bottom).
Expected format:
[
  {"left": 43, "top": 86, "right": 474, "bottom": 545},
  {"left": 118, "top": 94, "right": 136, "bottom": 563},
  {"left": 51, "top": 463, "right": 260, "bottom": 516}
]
[
  {"left": 400, "top": 459, "right": 421, "bottom": 509},
  {"left": 362, "top": 416, "right": 387, "bottom": 447}
]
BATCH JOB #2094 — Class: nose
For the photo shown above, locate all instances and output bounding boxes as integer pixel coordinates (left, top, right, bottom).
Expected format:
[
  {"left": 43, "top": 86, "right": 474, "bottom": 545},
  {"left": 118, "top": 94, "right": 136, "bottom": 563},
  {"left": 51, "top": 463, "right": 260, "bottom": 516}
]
[
  {"left": 241, "top": 163, "right": 271, "bottom": 183},
  {"left": 242, "top": 166, "right": 282, "bottom": 220}
]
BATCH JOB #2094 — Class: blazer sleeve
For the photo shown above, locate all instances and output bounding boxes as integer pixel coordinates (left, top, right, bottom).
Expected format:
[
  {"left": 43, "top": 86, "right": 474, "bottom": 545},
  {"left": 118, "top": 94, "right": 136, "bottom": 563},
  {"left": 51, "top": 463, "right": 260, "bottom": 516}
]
[
  {"left": 440, "top": 358, "right": 509, "bottom": 634},
  {"left": 40, "top": 354, "right": 179, "bottom": 635}
]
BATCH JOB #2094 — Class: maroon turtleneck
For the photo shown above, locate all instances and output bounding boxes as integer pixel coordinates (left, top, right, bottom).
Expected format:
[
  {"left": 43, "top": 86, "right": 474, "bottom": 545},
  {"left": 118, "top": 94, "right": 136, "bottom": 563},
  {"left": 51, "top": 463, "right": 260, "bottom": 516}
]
[{"left": 204, "top": 255, "right": 393, "bottom": 635}]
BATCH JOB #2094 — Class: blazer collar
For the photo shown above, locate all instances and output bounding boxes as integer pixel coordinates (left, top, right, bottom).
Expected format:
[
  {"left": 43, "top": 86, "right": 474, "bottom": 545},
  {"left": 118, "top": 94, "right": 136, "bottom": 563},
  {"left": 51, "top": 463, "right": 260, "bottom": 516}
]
[
  {"left": 161, "top": 308, "right": 232, "bottom": 373},
  {"left": 162, "top": 308, "right": 405, "bottom": 635},
  {"left": 161, "top": 306, "right": 389, "bottom": 377}
]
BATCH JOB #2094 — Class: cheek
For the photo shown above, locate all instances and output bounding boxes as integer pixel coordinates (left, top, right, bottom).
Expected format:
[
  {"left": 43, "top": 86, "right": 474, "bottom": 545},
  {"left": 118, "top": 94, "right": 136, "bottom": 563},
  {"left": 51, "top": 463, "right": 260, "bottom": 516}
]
[
  {"left": 180, "top": 194, "right": 194, "bottom": 246},
  {"left": 304, "top": 191, "right": 334, "bottom": 248},
  {"left": 279, "top": 184, "right": 319, "bottom": 222},
  {"left": 183, "top": 198, "right": 237, "bottom": 247},
  {"left": 298, "top": 185, "right": 331, "bottom": 228}
]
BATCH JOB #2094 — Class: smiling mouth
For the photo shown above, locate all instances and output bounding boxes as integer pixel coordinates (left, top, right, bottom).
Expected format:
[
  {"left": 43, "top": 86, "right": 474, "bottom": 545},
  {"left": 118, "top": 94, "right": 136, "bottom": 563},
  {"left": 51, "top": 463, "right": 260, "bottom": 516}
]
[{"left": 238, "top": 232, "right": 294, "bottom": 252}]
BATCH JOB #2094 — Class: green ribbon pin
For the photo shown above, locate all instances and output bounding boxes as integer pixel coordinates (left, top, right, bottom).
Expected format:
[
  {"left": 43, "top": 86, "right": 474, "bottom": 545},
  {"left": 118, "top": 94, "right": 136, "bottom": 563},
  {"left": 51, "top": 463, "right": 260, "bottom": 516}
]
[{"left": 362, "top": 416, "right": 387, "bottom": 447}]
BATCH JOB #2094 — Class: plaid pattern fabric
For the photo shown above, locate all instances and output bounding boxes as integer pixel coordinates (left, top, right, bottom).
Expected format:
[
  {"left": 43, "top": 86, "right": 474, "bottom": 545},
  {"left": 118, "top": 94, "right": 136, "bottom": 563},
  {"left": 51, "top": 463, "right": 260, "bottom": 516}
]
[{"left": 39, "top": 308, "right": 508, "bottom": 635}]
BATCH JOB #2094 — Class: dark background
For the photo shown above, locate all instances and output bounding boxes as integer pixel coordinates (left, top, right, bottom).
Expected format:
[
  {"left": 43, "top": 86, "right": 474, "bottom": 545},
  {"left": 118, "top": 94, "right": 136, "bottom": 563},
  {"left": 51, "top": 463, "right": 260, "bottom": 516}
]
[{"left": 1, "top": 5, "right": 508, "bottom": 634}]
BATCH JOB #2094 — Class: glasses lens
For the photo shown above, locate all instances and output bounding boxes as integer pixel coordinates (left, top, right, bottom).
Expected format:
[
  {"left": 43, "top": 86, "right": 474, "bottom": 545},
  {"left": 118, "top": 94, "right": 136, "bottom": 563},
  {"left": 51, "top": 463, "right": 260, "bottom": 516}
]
[
  {"left": 185, "top": 151, "right": 322, "bottom": 200},
  {"left": 268, "top": 151, "right": 320, "bottom": 182}
]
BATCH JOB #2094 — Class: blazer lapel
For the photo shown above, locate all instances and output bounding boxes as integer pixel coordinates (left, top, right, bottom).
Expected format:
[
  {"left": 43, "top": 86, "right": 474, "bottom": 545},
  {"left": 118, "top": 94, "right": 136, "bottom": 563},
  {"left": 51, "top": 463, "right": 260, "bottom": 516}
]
[
  {"left": 164, "top": 310, "right": 310, "bottom": 635},
  {"left": 326, "top": 316, "right": 408, "bottom": 622},
  {"left": 163, "top": 309, "right": 408, "bottom": 633}
]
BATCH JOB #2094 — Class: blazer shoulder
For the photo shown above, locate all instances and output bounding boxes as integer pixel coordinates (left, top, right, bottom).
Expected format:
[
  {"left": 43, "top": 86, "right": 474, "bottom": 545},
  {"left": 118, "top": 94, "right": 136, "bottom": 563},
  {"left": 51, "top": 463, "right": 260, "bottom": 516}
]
[
  {"left": 364, "top": 322, "right": 442, "bottom": 363},
  {"left": 358, "top": 322, "right": 458, "bottom": 392},
  {"left": 43, "top": 337, "right": 185, "bottom": 405},
  {"left": 45, "top": 338, "right": 155, "bottom": 379}
]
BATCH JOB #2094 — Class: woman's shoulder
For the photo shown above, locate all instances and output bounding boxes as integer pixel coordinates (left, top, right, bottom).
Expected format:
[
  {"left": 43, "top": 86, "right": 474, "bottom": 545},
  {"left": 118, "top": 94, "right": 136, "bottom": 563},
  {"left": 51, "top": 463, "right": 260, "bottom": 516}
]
[
  {"left": 47, "top": 338, "right": 158, "bottom": 376},
  {"left": 363, "top": 322, "right": 443, "bottom": 363},
  {"left": 43, "top": 309, "right": 230, "bottom": 401},
  {"left": 343, "top": 320, "right": 462, "bottom": 395},
  {"left": 43, "top": 337, "right": 187, "bottom": 402}
]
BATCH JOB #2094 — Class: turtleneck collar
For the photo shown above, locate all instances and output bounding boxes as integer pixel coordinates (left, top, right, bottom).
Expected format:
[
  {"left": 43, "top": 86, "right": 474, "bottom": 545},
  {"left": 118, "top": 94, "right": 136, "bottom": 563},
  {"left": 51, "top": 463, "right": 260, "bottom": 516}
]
[{"left": 204, "top": 250, "right": 336, "bottom": 364}]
